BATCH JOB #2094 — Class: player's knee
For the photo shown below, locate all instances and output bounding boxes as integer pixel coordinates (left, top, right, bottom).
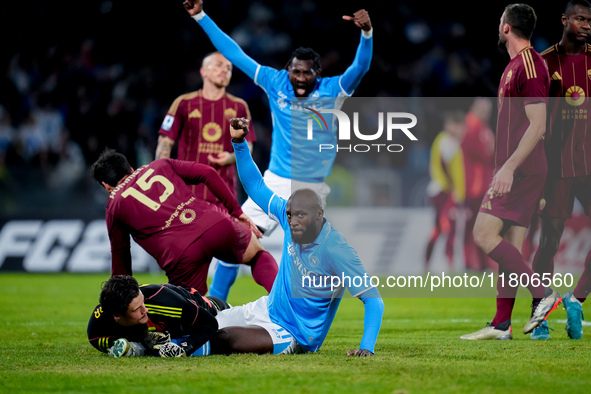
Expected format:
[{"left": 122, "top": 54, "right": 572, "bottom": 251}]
[{"left": 472, "top": 226, "right": 488, "bottom": 250}]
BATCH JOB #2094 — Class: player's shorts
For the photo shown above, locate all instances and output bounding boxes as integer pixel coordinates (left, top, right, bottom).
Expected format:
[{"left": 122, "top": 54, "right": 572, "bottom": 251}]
[
  {"left": 167, "top": 217, "right": 251, "bottom": 295},
  {"left": 241, "top": 170, "right": 330, "bottom": 235},
  {"left": 215, "top": 296, "right": 306, "bottom": 355},
  {"left": 478, "top": 172, "right": 546, "bottom": 227},
  {"left": 539, "top": 175, "right": 591, "bottom": 219}
]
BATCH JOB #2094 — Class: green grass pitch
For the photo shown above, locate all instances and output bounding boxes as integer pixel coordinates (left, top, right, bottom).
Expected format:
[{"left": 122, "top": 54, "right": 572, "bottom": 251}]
[{"left": 1, "top": 273, "right": 590, "bottom": 393}]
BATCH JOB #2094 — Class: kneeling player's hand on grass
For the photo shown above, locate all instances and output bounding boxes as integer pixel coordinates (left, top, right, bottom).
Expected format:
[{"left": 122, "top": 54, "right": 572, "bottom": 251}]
[
  {"left": 159, "top": 342, "right": 187, "bottom": 358},
  {"left": 347, "top": 349, "right": 374, "bottom": 357},
  {"left": 144, "top": 331, "right": 171, "bottom": 350},
  {"left": 230, "top": 117, "right": 250, "bottom": 142}
]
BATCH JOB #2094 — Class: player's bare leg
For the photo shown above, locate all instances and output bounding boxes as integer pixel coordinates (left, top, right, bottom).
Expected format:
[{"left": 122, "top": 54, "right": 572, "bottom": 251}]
[{"left": 210, "top": 325, "right": 274, "bottom": 354}]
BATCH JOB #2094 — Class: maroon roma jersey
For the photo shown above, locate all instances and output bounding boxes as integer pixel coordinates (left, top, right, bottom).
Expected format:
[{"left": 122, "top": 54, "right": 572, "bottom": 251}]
[
  {"left": 105, "top": 159, "right": 243, "bottom": 276},
  {"left": 158, "top": 90, "right": 256, "bottom": 205},
  {"left": 496, "top": 46, "right": 550, "bottom": 175},
  {"left": 541, "top": 43, "right": 591, "bottom": 178}
]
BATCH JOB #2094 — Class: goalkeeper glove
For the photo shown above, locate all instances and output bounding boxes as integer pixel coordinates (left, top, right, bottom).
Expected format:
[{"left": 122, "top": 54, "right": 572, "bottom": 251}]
[
  {"left": 159, "top": 342, "right": 188, "bottom": 358},
  {"left": 144, "top": 331, "right": 171, "bottom": 350},
  {"left": 108, "top": 338, "right": 146, "bottom": 358}
]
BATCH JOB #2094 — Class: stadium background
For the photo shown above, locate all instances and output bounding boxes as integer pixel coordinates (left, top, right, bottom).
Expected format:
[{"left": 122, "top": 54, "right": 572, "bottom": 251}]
[{"left": 0, "top": 0, "right": 589, "bottom": 275}]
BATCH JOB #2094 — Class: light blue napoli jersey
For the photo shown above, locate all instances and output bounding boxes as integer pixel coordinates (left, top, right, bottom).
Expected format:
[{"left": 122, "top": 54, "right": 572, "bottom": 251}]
[
  {"left": 232, "top": 140, "right": 375, "bottom": 352},
  {"left": 266, "top": 205, "right": 375, "bottom": 352},
  {"left": 196, "top": 13, "right": 373, "bottom": 183},
  {"left": 253, "top": 70, "right": 349, "bottom": 182}
]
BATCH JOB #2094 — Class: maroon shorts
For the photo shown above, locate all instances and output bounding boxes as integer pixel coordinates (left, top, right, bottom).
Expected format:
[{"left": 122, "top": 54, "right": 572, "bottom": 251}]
[
  {"left": 166, "top": 217, "right": 251, "bottom": 295},
  {"left": 479, "top": 172, "right": 546, "bottom": 227},
  {"left": 540, "top": 175, "right": 591, "bottom": 219}
]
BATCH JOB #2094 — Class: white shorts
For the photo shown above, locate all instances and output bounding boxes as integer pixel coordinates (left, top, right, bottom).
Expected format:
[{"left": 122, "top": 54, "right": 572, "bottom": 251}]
[
  {"left": 241, "top": 170, "right": 331, "bottom": 235},
  {"left": 215, "top": 296, "right": 305, "bottom": 355}
]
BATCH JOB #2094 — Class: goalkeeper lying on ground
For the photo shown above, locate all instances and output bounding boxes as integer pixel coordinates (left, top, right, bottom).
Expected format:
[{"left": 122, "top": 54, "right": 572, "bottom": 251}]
[{"left": 87, "top": 275, "right": 230, "bottom": 357}]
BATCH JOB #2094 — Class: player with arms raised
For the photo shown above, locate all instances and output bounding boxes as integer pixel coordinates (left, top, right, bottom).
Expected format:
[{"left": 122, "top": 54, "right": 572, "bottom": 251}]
[{"left": 182, "top": 0, "right": 373, "bottom": 300}]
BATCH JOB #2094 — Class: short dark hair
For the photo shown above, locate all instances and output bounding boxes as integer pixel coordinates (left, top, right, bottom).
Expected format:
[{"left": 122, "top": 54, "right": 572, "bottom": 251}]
[
  {"left": 99, "top": 275, "right": 140, "bottom": 315},
  {"left": 503, "top": 4, "right": 537, "bottom": 40},
  {"left": 285, "top": 47, "right": 322, "bottom": 72},
  {"left": 90, "top": 148, "right": 132, "bottom": 187},
  {"left": 564, "top": 0, "right": 591, "bottom": 15}
]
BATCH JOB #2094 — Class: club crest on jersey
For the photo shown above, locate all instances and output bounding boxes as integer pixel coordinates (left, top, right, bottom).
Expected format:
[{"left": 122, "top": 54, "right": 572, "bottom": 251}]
[
  {"left": 505, "top": 70, "right": 513, "bottom": 85},
  {"left": 309, "top": 256, "right": 320, "bottom": 268},
  {"left": 202, "top": 122, "right": 222, "bottom": 142}
]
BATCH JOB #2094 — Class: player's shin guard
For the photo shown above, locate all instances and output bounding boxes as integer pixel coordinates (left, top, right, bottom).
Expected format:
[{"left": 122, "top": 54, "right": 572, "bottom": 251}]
[
  {"left": 250, "top": 250, "right": 278, "bottom": 293},
  {"left": 208, "top": 261, "right": 239, "bottom": 301}
]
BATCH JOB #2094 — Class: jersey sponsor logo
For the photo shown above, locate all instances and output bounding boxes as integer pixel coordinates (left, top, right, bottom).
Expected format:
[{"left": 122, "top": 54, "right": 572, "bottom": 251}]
[
  {"left": 189, "top": 109, "right": 202, "bottom": 118},
  {"left": 277, "top": 91, "right": 288, "bottom": 110},
  {"left": 0, "top": 219, "right": 155, "bottom": 272},
  {"left": 163, "top": 197, "right": 196, "bottom": 230},
  {"left": 179, "top": 209, "right": 196, "bottom": 224},
  {"left": 551, "top": 71, "right": 562, "bottom": 81},
  {"left": 565, "top": 86, "right": 586, "bottom": 107},
  {"left": 202, "top": 122, "right": 222, "bottom": 142},
  {"left": 162, "top": 115, "right": 174, "bottom": 131}
]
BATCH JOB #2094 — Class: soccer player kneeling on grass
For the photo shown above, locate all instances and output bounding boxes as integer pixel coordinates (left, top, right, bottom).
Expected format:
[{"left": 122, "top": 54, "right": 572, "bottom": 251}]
[{"left": 216, "top": 118, "right": 384, "bottom": 357}]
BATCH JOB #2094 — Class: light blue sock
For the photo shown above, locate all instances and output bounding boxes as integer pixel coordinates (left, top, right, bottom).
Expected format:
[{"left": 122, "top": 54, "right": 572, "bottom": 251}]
[
  {"left": 190, "top": 341, "right": 211, "bottom": 356},
  {"left": 171, "top": 337, "right": 211, "bottom": 356},
  {"left": 208, "top": 261, "right": 239, "bottom": 301}
]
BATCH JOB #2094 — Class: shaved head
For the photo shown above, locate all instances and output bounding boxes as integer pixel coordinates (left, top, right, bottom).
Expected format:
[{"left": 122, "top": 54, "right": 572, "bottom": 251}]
[{"left": 286, "top": 189, "right": 324, "bottom": 244}]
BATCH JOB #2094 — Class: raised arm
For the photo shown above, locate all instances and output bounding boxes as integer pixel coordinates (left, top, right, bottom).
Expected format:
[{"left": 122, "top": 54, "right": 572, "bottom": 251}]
[
  {"left": 230, "top": 118, "right": 276, "bottom": 214},
  {"left": 184, "top": 0, "right": 259, "bottom": 80},
  {"left": 339, "top": 9, "right": 373, "bottom": 94}
]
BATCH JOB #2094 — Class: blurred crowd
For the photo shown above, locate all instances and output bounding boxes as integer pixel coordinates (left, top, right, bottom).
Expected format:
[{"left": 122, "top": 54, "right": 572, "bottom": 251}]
[{"left": 0, "top": 0, "right": 561, "bottom": 214}]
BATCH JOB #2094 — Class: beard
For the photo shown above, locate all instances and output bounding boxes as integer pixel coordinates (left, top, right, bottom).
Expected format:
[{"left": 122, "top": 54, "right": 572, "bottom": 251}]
[{"left": 497, "top": 34, "right": 507, "bottom": 51}]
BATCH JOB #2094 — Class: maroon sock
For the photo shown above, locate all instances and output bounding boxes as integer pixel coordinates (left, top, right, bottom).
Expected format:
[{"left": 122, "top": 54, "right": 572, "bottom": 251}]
[
  {"left": 491, "top": 268, "right": 518, "bottom": 326},
  {"left": 574, "top": 248, "right": 591, "bottom": 303},
  {"left": 488, "top": 240, "right": 545, "bottom": 299},
  {"left": 249, "top": 250, "right": 278, "bottom": 293}
]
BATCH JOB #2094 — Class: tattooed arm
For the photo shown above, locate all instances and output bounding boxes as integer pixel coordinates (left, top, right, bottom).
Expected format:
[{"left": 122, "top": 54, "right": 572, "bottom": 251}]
[{"left": 155, "top": 135, "right": 175, "bottom": 160}]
